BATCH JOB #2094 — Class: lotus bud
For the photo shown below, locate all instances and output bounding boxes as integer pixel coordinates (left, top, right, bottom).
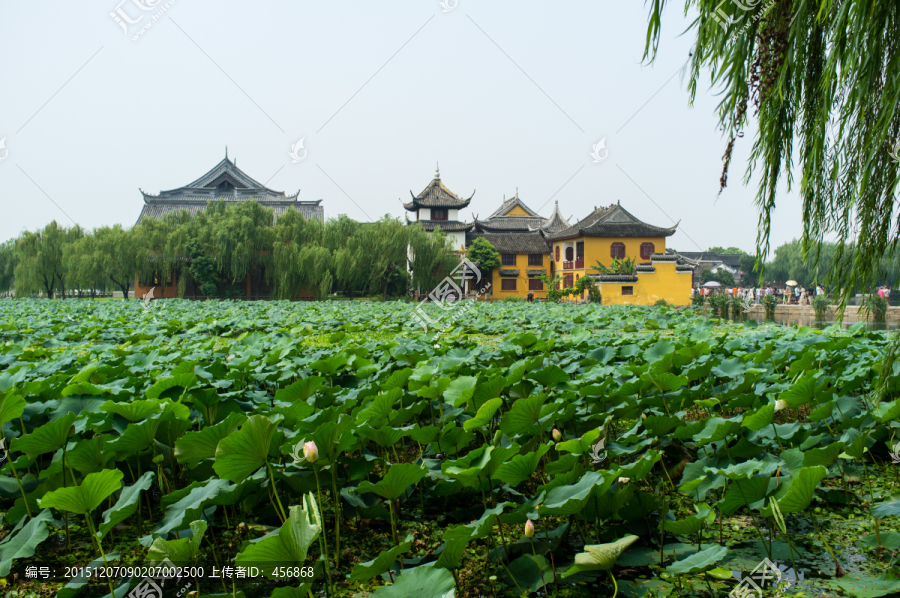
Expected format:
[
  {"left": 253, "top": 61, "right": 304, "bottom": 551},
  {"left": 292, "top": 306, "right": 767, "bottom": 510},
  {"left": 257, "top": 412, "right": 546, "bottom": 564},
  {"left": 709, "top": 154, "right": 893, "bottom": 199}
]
[
  {"left": 304, "top": 441, "right": 319, "bottom": 463},
  {"left": 617, "top": 477, "right": 630, "bottom": 484},
  {"left": 552, "top": 428, "right": 562, "bottom": 442},
  {"left": 774, "top": 399, "right": 788, "bottom": 412},
  {"left": 524, "top": 519, "right": 535, "bottom": 538}
]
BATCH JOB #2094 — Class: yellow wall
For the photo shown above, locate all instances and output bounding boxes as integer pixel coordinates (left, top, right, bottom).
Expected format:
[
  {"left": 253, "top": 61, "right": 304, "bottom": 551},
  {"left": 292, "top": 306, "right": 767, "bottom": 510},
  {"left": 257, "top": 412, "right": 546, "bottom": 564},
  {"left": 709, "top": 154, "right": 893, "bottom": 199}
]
[
  {"left": 599, "top": 262, "right": 692, "bottom": 306},
  {"left": 505, "top": 205, "right": 533, "bottom": 217},
  {"left": 548, "top": 235, "right": 687, "bottom": 305},
  {"left": 491, "top": 253, "right": 547, "bottom": 299},
  {"left": 551, "top": 236, "right": 666, "bottom": 269}
]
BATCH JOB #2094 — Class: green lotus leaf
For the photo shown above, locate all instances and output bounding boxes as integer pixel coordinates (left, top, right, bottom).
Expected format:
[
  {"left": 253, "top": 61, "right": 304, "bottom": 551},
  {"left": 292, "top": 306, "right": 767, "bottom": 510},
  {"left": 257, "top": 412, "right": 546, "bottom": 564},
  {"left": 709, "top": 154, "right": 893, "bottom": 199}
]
[
  {"left": 444, "top": 376, "right": 477, "bottom": 407},
  {"left": 499, "top": 395, "right": 547, "bottom": 436},
  {"left": 358, "top": 463, "right": 428, "bottom": 501},
  {"left": 370, "top": 564, "right": 455, "bottom": 598},
  {"left": 100, "top": 399, "right": 161, "bottom": 422},
  {"left": 561, "top": 534, "right": 639, "bottom": 578},
  {"left": 463, "top": 398, "right": 502, "bottom": 432},
  {"left": 40, "top": 469, "right": 124, "bottom": 515},
  {"left": 665, "top": 544, "right": 728, "bottom": 575},
  {"left": 493, "top": 445, "right": 550, "bottom": 487},
  {"left": 350, "top": 537, "right": 412, "bottom": 582},
  {"left": 0, "top": 509, "right": 53, "bottom": 576},
  {"left": 98, "top": 471, "right": 155, "bottom": 539},
  {"left": 213, "top": 414, "right": 278, "bottom": 482},
  {"left": 11, "top": 412, "right": 76, "bottom": 457},
  {"left": 275, "top": 376, "right": 326, "bottom": 403},
  {"left": 175, "top": 411, "right": 247, "bottom": 469},
  {"left": 148, "top": 519, "right": 207, "bottom": 564},
  {"left": 235, "top": 494, "right": 321, "bottom": 579}
]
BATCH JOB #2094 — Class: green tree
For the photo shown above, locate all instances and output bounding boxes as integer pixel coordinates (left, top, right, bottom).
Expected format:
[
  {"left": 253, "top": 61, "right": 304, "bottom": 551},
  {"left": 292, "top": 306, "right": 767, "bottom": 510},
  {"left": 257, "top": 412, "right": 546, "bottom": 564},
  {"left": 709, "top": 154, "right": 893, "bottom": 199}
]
[
  {"left": 0, "top": 239, "right": 17, "bottom": 294},
  {"left": 14, "top": 221, "right": 72, "bottom": 298},
  {"left": 645, "top": 1, "right": 900, "bottom": 308},
  {"left": 187, "top": 239, "right": 220, "bottom": 297},
  {"left": 466, "top": 238, "right": 501, "bottom": 273},
  {"left": 707, "top": 247, "right": 748, "bottom": 255},
  {"left": 66, "top": 226, "right": 145, "bottom": 299}
]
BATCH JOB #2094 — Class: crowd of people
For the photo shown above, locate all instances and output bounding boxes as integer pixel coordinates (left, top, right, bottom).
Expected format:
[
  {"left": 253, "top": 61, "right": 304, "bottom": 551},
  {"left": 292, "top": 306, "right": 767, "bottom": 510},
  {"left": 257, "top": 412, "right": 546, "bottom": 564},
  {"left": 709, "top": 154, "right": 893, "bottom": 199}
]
[{"left": 693, "top": 283, "right": 827, "bottom": 305}]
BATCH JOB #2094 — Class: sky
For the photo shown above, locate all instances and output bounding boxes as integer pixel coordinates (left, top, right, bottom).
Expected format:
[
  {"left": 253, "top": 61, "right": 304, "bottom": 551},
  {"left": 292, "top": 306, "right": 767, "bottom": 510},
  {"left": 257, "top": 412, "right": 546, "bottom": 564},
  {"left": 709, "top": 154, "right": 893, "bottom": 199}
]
[{"left": 0, "top": 0, "right": 805, "bottom": 254}]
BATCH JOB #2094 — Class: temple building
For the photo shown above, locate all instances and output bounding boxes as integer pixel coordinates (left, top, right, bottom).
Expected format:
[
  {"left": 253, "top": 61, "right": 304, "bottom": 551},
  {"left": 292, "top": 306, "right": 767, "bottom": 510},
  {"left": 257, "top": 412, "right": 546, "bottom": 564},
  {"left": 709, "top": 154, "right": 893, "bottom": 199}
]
[
  {"left": 406, "top": 167, "right": 693, "bottom": 305},
  {"left": 133, "top": 153, "right": 324, "bottom": 299},
  {"left": 403, "top": 166, "right": 473, "bottom": 252},
  {"left": 136, "top": 152, "right": 323, "bottom": 225}
]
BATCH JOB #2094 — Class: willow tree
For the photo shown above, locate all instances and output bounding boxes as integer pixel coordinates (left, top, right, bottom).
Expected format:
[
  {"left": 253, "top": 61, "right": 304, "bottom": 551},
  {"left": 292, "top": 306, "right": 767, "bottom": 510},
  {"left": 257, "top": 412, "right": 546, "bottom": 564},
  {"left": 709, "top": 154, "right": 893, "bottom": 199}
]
[
  {"left": 271, "top": 208, "right": 332, "bottom": 299},
  {"left": 65, "top": 225, "right": 145, "bottom": 299},
  {"left": 408, "top": 225, "right": 459, "bottom": 293},
  {"left": 340, "top": 217, "right": 413, "bottom": 301},
  {"left": 0, "top": 239, "right": 17, "bottom": 294},
  {"left": 14, "top": 221, "right": 80, "bottom": 298},
  {"left": 645, "top": 0, "right": 900, "bottom": 308}
]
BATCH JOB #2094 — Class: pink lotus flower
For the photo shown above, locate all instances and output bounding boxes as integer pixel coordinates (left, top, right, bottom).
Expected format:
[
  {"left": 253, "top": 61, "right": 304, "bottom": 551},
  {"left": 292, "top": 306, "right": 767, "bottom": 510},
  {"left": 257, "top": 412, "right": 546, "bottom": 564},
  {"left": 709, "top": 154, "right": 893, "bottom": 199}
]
[
  {"left": 303, "top": 441, "right": 319, "bottom": 463},
  {"left": 525, "top": 519, "right": 535, "bottom": 538},
  {"left": 552, "top": 429, "right": 562, "bottom": 442}
]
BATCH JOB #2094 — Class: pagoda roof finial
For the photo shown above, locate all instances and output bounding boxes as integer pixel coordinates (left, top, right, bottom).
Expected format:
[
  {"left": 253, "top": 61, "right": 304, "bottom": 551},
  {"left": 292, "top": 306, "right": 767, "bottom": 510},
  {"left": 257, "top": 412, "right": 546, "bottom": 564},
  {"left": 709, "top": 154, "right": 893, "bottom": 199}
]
[
  {"left": 435, "top": 162, "right": 440, "bottom": 179},
  {"left": 225, "top": 146, "right": 228, "bottom": 160}
]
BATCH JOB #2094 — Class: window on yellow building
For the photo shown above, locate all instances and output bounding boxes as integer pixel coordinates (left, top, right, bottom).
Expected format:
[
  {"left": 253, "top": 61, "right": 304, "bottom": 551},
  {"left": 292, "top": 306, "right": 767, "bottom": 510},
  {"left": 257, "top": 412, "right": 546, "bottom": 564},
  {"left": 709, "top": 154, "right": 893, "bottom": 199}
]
[
  {"left": 528, "top": 254, "right": 543, "bottom": 266},
  {"left": 529, "top": 278, "right": 543, "bottom": 291},
  {"left": 565, "top": 247, "right": 574, "bottom": 261},
  {"left": 501, "top": 254, "right": 517, "bottom": 266},
  {"left": 640, "top": 243, "right": 655, "bottom": 260},
  {"left": 611, "top": 243, "right": 625, "bottom": 259},
  {"left": 501, "top": 279, "right": 517, "bottom": 291},
  {"left": 622, "top": 286, "right": 634, "bottom": 295}
]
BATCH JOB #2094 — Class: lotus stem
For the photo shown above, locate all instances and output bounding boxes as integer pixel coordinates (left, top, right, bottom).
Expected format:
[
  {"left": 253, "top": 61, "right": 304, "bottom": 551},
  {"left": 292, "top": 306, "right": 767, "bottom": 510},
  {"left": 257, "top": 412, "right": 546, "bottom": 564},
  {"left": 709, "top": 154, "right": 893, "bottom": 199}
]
[
  {"left": 495, "top": 515, "right": 510, "bottom": 561},
  {"left": 607, "top": 569, "right": 618, "bottom": 598},
  {"left": 266, "top": 462, "right": 287, "bottom": 523},
  {"left": 862, "top": 459, "right": 882, "bottom": 547},
  {"left": 312, "top": 465, "right": 334, "bottom": 598},
  {"left": 84, "top": 513, "right": 116, "bottom": 597},
  {"left": 7, "top": 458, "right": 33, "bottom": 518},
  {"left": 330, "top": 464, "right": 341, "bottom": 569},
  {"left": 529, "top": 536, "right": 549, "bottom": 597}
]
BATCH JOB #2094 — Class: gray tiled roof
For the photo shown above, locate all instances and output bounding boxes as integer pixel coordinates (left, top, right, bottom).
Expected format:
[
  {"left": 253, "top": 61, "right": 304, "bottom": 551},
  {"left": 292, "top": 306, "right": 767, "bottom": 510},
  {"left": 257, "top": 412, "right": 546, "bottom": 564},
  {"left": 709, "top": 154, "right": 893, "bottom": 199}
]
[
  {"left": 487, "top": 192, "right": 542, "bottom": 218},
  {"left": 635, "top": 264, "right": 656, "bottom": 272},
  {"left": 417, "top": 220, "right": 472, "bottom": 232},
  {"left": 473, "top": 218, "right": 546, "bottom": 231},
  {"left": 403, "top": 169, "right": 473, "bottom": 211},
  {"left": 499, "top": 269, "right": 520, "bottom": 277},
  {"left": 465, "top": 231, "right": 550, "bottom": 255},
  {"left": 526, "top": 269, "right": 548, "bottom": 276},
  {"left": 548, "top": 202, "right": 677, "bottom": 241},
  {"left": 591, "top": 274, "right": 639, "bottom": 282},
  {"left": 135, "top": 155, "right": 321, "bottom": 225},
  {"left": 677, "top": 252, "right": 743, "bottom": 269},
  {"left": 541, "top": 201, "right": 571, "bottom": 234},
  {"left": 675, "top": 264, "right": 695, "bottom": 272},
  {"left": 137, "top": 200, "right": 324, "bottom": 225}
]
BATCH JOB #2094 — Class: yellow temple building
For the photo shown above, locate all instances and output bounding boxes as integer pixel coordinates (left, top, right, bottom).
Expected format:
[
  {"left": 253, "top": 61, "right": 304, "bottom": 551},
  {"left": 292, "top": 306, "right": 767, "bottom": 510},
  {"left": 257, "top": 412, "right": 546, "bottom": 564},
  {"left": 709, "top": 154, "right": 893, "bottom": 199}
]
[{"left": 406, "top": 168, "right": 695, "bottom": 305}]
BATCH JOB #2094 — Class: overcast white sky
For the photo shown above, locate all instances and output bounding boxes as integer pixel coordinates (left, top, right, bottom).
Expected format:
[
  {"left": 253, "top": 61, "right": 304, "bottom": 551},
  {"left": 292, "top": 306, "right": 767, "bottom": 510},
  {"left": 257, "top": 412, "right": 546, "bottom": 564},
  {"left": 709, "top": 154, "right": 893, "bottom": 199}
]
[{"left": 0, "top": 0, "right": 804, "bottom": 253}]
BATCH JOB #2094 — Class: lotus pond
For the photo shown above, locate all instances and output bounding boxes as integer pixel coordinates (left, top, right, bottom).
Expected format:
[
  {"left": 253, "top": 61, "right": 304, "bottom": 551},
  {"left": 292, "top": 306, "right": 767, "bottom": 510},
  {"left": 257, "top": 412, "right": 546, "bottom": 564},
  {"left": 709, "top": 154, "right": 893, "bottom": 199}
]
[{"left": 1, "top": 299, "right": 900, "bottom": 598}]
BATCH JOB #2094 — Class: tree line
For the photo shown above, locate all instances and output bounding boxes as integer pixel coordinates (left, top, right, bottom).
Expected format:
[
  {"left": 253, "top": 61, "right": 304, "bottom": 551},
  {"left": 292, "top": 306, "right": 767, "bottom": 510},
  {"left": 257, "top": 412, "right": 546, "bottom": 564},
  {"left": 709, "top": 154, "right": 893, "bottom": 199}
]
[{"left": 0, "top": 201, "right": 459, "bottom": 301}]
